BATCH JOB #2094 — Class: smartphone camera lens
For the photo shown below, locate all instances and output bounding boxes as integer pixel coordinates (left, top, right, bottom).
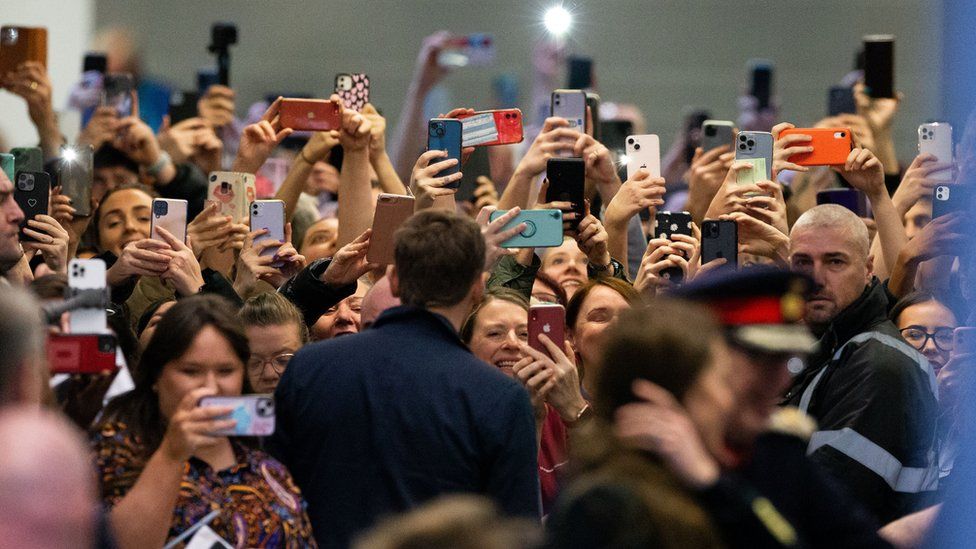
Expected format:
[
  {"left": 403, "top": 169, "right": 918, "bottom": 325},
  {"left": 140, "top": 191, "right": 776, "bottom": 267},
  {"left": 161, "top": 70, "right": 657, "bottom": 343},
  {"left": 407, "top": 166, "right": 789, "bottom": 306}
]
[
  {"left": 153, "top": 201, "right": 168, "bottom": 216},
  {"left": 210, "top": 174, "right": 217, "bottom": 182},
  {"left": 627, "top": 138, "right": 634, "bottom": 145},
  {"left": 747, "top": 139, "right": 755, "bottom": 147},
  {"left": 739, "top": 134, "right": 747, "bottom": 142},
  {"left": 634, "top": 143, "right": 641, "bottom": 151},
  {"left": 739, "top": 144, "right": 747, "bottom": 150},
  {"left": 705, "top": 127, "right": 716, "bottom": 137}
]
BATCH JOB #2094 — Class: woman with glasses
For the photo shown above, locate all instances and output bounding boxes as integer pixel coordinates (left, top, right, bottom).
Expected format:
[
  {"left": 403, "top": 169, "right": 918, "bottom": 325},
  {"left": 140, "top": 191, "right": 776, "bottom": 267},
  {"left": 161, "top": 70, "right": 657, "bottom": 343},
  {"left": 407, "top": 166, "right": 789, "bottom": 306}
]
[
  {"left": 890, "top": 290, "right": 960, "bottom": 374},
  {"left": 240, "top": 292, "right": 309, "bottom": 394}
]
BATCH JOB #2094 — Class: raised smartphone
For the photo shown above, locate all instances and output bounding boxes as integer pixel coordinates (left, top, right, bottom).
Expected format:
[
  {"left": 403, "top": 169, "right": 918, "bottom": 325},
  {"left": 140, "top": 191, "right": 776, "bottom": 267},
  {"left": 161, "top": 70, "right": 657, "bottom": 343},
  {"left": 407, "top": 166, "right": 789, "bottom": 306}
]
[
  {"left": 817, "top": 189, "right": 869, "bottom": 218},
  {"left": 735, "top": 131, "right": 774, "bottom": 179},
  {"left": 458, "top": 109, "right": 524, "bottom": 147},
  {"left": 828, "top": 86, "right": 857, "bottom": 116},
  {"left": 334, "top": 73, "right": 370, "bottom": 111},
  {"left": 367, "top": 194, "right": 416, "bottom": 265},
  {"left": 586, "top": 92, "right": 601, "bottom": 140},
  {"left": 625, "top": 134, "right": 661, "bottom": 180},
  {"left": 208, "top": 171, "right": 256, "bottom": 219},
  {"left": 67, "top": 258, "right": 107, "bottom": 334},
  {"left": 488, "top": 209, "right": 564, "bottom": 248},
  {"left": 59, "top": 145, "right": 94, "bottom": 217},
  {"left": 250, "top": 200, "right": 286, "bottom": 261},
  {"left": 279, "top": 99, "right": 342, "bottom": 132},
  {"left": 779, "top": 128, "right": 853, "bottom": 167},
  {"left": 701, "top": 120, "right": 735, "bottom": 152},
  {"left": 197, "top": 68, "right": 220, "bottom": 94},
  {"left": 918, "top": 123, "right": 953, "bottom": 183},
  {"left": 701, "top": 219, "right": 738, "bottom": 269},
  {"left": 601, "top": 120, "right": 634, "bottom": 154},
  {"left": 932, "top": 185, "right": 973, "bottom": 220},
  {"left": 529, "top": 303, "right": 566, "bottom": 355},
  {"left": 550, "top": 89, "right": 586, "bottom": 132},
  {"left": 102, "top": 73, "right": 135, "bottom": 117},
  {"left": 545, "top": 157, "right": 586, "bottom": 231},
  {"left": 437, "top": 34, "right": 495, "bottom": 67},
  {"left": 748, "top": 59, "right": 774, "bottom": 109},
  {"left": 567, "top": 56, "right": 594, "bottom": 90},
  {"left": 168, "top": 90, "right": 200, "bottom": 124},
  {"left": 150, "top": 198, "right": 188, "bottom": 243},
  {"left": 0, "top": 153, "right": 13, "bottom": 182},
  {"left": 11, "top": 147, "right": 42, "bottom": 174},
  {"left": 199, "top": 395, "right": 276, "bottom": 437},
  {"left": 14, "top": 171, "right": 49, "bottom": 241},
  {"left": 427, "top": 118, "right": 463, "bottom": 185},
  {"left": 0, "top": 26, "right": 47, "bottom": 75},
  {"left": 735, "top": 158, "right": 767, "bottom": 187},
  {"left": 654, "top": 211, "right": 694, "bottom": 283},
  {"left": 47, "top": 333, "right": 117, "bottom": 375},
  {"left": 863, "top": 35, "right": 895, "bottom": 99}
]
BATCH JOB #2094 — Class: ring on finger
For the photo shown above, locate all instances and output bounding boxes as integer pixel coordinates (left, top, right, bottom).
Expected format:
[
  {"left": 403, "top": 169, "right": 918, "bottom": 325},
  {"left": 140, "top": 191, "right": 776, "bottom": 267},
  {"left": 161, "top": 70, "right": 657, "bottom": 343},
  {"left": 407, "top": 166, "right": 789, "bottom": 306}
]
[{"left": 30, "top": 81, "right": 38, "bottom": 90}]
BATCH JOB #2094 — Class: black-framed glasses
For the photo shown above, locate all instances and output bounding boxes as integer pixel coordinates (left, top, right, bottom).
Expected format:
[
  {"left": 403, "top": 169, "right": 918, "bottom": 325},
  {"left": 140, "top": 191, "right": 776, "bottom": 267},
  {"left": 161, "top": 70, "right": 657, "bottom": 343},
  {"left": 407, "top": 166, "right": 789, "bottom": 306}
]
[
  {"left": 246, "top": 353, "right": 294, "bottom": 374},
  {"left": 900, "top": 327, "right": 954, "bottom": 352}
]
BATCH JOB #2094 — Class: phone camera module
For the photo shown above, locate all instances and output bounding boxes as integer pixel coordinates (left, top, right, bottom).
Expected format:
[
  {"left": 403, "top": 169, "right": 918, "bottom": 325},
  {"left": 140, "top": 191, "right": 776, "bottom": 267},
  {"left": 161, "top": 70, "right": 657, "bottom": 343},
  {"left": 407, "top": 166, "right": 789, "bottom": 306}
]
[
  {"left": 1, "top": 28, "right": 18, "bottom": 46},
  {"left": 633, "top": 143, "right": 641, "bottom": 151},
  {"left": 210, "top": 174, "right": 217, "bottom": 182},
  {"left": 256, "top": 398, "right": 275, "bottom": 417},
  {"left": 17, "top": 173, "right": 34, "bottom": 191},
  {"left": 747, "top": 139, "right": 755, "bottom": 147},
  {"left": 627, "top": 138, "right": 634, "bottom": 145},
  {"left": 739, "top": 134, "right": 747, "bottom": 142},
  {"left": 153, "top": 201, "right": 169, "bottom": 216}
]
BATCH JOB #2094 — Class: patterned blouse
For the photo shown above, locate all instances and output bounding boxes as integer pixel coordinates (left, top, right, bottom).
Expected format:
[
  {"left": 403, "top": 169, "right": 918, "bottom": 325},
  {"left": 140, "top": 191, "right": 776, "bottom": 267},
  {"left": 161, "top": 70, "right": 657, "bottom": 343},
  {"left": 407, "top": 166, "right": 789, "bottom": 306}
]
[{"left": 92, "top": 421, "right": 317, "bottom": 548}]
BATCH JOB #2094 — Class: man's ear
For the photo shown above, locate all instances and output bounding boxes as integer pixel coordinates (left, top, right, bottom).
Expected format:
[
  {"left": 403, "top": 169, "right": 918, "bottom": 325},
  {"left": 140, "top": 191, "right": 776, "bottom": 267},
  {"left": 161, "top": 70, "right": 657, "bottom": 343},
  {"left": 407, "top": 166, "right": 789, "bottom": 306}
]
[
  {"left": 388, "top": 266, "right": 401, "bottom": 298},
  {"left": 468, "top": 273, "right": 486, "bottom": 305},
  {"left": 865, "top": 253, "right": 875, "bottom": 281}
]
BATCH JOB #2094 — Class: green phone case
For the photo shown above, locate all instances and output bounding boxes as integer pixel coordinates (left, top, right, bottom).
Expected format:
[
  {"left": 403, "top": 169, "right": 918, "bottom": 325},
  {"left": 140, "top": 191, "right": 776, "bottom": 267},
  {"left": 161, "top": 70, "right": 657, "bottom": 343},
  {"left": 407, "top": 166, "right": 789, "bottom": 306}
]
[
  {"left": 11, "top": 147, "right": 43, "bottom": 175},
  {"left": 0, "top": 154, "right": 13, "bottom": 181}
]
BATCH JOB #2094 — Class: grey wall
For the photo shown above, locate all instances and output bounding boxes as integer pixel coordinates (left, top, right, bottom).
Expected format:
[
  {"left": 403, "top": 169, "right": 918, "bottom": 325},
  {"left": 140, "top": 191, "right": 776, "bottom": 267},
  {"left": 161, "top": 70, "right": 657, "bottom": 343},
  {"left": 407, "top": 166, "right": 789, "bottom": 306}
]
[{"left": 94, "top": 0, "right": 942, "bottom": 161}]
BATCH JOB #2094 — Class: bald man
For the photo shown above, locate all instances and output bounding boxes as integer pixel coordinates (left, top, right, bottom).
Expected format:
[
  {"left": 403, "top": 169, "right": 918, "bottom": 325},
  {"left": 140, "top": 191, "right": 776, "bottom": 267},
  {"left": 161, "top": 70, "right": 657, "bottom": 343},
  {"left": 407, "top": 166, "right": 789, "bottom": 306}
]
[{"left": 782, "top": 205, "right": 939, "bottom": 524}]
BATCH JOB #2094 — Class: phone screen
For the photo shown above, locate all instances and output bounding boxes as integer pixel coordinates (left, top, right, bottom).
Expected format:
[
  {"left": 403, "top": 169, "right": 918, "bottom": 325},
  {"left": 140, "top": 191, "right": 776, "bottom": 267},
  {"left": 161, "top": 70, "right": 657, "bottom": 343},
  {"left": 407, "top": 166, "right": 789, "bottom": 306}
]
[{"left": 863, "top": 35, "right": 894, "bottom": 98}]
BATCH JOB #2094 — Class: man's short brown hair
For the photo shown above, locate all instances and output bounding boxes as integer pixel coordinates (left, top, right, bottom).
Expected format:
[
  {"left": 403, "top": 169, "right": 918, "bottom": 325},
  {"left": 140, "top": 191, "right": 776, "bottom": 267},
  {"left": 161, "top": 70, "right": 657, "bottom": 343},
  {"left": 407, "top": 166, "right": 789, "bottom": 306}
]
[{"left": 394, "top": 210, "right": 485, "bottom": 308}]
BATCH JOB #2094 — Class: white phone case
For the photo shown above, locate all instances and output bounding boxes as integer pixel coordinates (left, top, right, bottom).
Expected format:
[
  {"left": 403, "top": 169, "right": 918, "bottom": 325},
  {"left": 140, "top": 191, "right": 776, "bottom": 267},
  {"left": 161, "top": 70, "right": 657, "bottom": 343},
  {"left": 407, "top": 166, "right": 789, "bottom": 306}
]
[
  {"left": 918, "top": 123, "right": 953, "bottom": 183},
  {"left": 551, "top": 89, "right": 586, "bottom": 131},
  {"left": 68, "top": 258, "right": 107, "bottom": 334},
  {"left": 150, "top": 198, "right": 188, "bottom": 244},
  {"left": 208, "top": 171, "right": 256, "bottom": 219},
  {"left": 625, "top": 134, "right": 661, "bottom": 180},
  {"left": 249, "top": 200, "right": 286, "bottom": 259}
]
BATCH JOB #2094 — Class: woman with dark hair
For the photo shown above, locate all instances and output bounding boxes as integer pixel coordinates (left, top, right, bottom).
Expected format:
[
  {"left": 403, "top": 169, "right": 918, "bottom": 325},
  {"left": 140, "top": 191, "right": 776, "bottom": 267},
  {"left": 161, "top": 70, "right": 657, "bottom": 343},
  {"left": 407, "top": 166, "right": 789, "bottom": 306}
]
[
  {"left": 890, "top": 290, "right": 960, "bottom": 374},
  {"left": 92, "top": 295, "right": 315, "bottom": 548}
]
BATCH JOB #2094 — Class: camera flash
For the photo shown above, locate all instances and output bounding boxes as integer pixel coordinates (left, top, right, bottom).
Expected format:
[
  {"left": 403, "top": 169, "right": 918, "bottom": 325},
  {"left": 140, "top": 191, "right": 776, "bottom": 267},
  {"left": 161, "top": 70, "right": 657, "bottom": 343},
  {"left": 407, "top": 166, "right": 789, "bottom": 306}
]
[
  {"left": 544, "top": 5, "right": 572, "bottom": 37},
  {"left": 618, "top": 154, "right": 631, "bottom": 166},
  {"left": 61, "top": 148, "right": 78, "bottom": 162}
]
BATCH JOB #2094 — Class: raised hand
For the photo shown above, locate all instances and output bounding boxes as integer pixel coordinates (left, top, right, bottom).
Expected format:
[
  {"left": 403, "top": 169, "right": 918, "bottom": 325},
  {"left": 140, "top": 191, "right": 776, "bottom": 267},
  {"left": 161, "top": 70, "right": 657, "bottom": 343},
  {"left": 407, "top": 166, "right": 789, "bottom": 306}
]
[
  {"left": 77, "top": 106, "right": 121, "bottom": 151},
  {"left": 720, "top": 211, "right": 789, "bottom": 265},
  {"left": 320, "top": 229, "right": 377, "bottom": 287},
  {"left": 605, "top": 169, "right": 667, "bottom": 230},
  {"left": 476, "top": 206, "right": 526, "bottom": 270},
  {"left": 105, "top": 239, "right": 172, "bottom": 286},
  {"left": 576, "top": 203, "right": 611, "bottom": 270},
  {"left": 337, "top": 96, "right": 373, "bottom": 152},
  {"left": 21, "top": 214, "right": 69, "bottom": 273},
  {"left": 196, "top": 84, "right": 236, "bottom": 128},
  {"left": 156, "top": 227, "right": 205, "bottom": 296},
  {"left": 513, "top": 117, "right": 580, "bottom": 179},
  {"left": 685, "top": 145, "right": 733, "bottom": 222},
  {"left": 160, "top": 387, "right": 236, "bottom": 462},
  {"left": 232, "top": 97, "right": 293, "bottom": 174},
  {"left": 520, "top": 336, "right": 587, "bottom": 423},
  {"left": 892, "top": 154, "right": 954, "bottom": 216},
  {"left": 410, "top": 150, "right": 461, "bottom": 210},
  {"left": 771, "top": 122, "right": 813, "bottom": 175},
  {"left": 835, "top": 147, "right": 885, "bottom": 197}
]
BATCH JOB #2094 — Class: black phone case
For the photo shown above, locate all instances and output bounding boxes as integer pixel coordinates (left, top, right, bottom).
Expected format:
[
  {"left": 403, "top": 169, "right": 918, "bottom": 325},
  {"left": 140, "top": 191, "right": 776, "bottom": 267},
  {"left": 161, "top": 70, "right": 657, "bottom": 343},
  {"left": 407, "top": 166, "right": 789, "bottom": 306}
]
[
  {"left": 546, "top": 158, "right": 586, "bottom": 230},
  {"left": 654, "top": 211, "right": 694, "bottom": 283},
  {"left": 932, "top": 185, "right": 972, "bottom": 220},
  {"left": 864, "top": 37, "right": 894, "bottom": 99},
  {"left": 168, "top": 90, "right": 200, "bottom": 124},
  {"left": 15, "top": 171, "right": 50, "bottom": 242},
  {"left": 828, "top": 86, "right": 857, "bottom": 116},
  {"left": 701, "top": 220, "right": 738, "bottom": 269}
]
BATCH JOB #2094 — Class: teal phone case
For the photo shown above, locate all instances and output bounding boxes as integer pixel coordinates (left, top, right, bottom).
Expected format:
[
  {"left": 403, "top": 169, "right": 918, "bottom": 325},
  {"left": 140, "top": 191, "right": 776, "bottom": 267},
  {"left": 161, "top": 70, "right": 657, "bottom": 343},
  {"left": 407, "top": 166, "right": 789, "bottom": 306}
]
[
  {"left": 0, "top": 154, "right": 13, "bottom": 181},
  {"left": 489, "top": 209, "right": 564, "bottom": 248}
]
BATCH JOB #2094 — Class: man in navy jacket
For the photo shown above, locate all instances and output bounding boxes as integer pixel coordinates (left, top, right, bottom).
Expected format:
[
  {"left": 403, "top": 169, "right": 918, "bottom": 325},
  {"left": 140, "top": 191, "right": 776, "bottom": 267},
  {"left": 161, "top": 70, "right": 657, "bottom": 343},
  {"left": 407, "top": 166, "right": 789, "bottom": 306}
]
[{"left": 269, "top": 210, "right": 540, "bottom": 548}]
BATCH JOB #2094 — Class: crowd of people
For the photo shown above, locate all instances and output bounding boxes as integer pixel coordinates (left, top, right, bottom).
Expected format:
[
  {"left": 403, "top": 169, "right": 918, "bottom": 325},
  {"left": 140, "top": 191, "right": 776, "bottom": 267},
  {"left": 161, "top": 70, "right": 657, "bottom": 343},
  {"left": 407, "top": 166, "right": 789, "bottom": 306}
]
[{"left": 0, "top": 20, "right": 974, "bottom": 549}]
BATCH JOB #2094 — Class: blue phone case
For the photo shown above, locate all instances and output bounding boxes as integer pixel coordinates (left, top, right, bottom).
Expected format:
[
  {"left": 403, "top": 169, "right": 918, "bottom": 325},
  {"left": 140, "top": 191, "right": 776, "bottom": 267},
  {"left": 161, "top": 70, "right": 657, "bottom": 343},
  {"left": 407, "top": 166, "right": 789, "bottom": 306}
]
[
  {"left": 489, "top": 209, "right": 564, "bottom": 248},
  {"left": 427, "top": 118, "right": 463, "bottom": 187}
]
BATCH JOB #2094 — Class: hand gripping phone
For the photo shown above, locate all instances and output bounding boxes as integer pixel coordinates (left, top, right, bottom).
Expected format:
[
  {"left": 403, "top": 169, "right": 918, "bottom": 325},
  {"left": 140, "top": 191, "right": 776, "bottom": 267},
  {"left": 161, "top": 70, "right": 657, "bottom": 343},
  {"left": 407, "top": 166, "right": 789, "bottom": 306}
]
[
  {"left": 735, "top": 158, "right": 767, "bottom": 187},
  {"left": 0, "top": 27, "right": 47, "bottom": 75},
  {"left": 529, "top": 304, "right": 566, "bottom": 356},
  {"left": 334, "top": 73, "right": 370, "bottom": 112},
  {"left": 250, "top": 200, "right": 286, "bottom": 261},
  {"left": 208, "top": 171, "right": 256, "bottom": 219},
  {"left": 654, "top": 211, "right": 694, "bottom": 284},
  {"left": 701, "top": 120, "right": 735, "bottom": 152},
  {"left": 59, "top": 145, "right": 95, "bottom": 217},
  {"left": 918, "top": 123, "right": 953, "bottom": 183},
  {"left": 701, "top": 220, "right": 738, "bottom": 269},
  {"left": 828, "top": 86, "right": 857, "bottom": 116},
  {"left": 47, "top": 334, "right": 117, "bottom": 375},
  {"left": 14, "top": 171, "right": 50, "bottom": 242},
  {"left": 735, "top": 131, "right": 774, "bottom": 180},
  {"left": 102, "top": 73, "right": 135, "bottom": 117},
  {"left": 550, "top": 89, "right": 587, "bottom": 132},
  {"left": 779, "top": 128, "right": 853, "bottom": 167},
  {"left": 67, "top": 258, "right": 108, "bottom": 334},
  {"left": 863, "top": 35, "right": 895, "bottom": 99},
  {"left": 367, "top": 194, "right": 416, "bottom": 265},
  {"left": 168, "top": 90, "right": 200, "bottom": 124},
  {"left": 427, "top": 118, "right": 463, "bottom": 185},
  {"left": 932, "top": 185, "right": 973, "bottom": 220},
  {"left": 279, "top": 98, "right": 342, "bottom": 131},
  {"left": 488, "top": 209, "right": 564, "bottom": 248},
  {"left": 545, "top": 157, "right": 586, "bottom": 231},
  {"left": 199, "top": 395, "right": 276, "bottom": 437},
  {"left": 150, "top": 198, "right": 188, "bottom": 243},
  {"left": 458, "top": 109, "right": 524, "bottom": 147},
  {"left": 817, "top": 189, "right": 869, "bottom": 218},
  {"left": 11, "top": 147, "right": 42, "bottom": 174},
  {"left": 625, "top": 134, "right": 661, "bottom": 180}
]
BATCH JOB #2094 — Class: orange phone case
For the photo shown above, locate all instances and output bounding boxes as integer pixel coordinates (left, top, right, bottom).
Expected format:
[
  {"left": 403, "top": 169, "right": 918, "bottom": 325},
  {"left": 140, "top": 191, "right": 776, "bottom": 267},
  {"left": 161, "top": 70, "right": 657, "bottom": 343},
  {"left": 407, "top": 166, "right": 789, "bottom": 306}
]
[
  {"left": 0, "top": 27, "right": 47, "bottom": 75},
  {"left": 780, "top": 127, "right": 853, "bottom": 167},
  {"left": 278, "top": 99, "right": 341, "bottom": 132}
]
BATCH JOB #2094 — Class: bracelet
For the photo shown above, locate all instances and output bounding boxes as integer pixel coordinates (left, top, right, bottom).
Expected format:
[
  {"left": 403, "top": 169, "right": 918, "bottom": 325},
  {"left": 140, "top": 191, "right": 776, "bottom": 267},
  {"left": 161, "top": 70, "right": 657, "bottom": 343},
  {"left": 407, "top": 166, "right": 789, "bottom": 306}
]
[
  {"left": 299, "top": 148, "right": 316, "bottom": 165},
  {"left": 146, "top": 151, "right": 171, "bottom": 178},
  {"left": 564, "top": 402, "right": 593, "bottom": 428}
]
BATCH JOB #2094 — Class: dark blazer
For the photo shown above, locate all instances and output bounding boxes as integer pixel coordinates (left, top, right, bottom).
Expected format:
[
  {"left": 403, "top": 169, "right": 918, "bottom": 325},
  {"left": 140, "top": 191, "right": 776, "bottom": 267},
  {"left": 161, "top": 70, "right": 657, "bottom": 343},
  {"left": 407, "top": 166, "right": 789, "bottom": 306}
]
[{"left": 269, "top": 305, "right": 541, "bottom": 548}]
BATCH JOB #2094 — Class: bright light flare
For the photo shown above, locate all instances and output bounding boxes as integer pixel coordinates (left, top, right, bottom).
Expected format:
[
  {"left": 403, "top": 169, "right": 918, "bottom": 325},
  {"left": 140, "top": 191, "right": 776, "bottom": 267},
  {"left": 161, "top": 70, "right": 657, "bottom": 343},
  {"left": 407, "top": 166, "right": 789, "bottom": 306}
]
[
  {"left": 61, "top": 147, "right": 78, "bottom": 162},
  {"left": 618, "top": 154, "right": 631, "bottom": 166},
  {"left": 544, "top": 5, "right": 573, "bottom": 37}
]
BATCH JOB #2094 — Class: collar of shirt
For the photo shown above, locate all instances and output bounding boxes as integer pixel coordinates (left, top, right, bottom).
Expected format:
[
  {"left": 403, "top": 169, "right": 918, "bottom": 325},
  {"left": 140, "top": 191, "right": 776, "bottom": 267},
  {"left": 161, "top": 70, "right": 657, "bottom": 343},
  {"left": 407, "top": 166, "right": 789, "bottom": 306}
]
[{"left": 371, "top": 305, "right": 467, "bottom": 350}]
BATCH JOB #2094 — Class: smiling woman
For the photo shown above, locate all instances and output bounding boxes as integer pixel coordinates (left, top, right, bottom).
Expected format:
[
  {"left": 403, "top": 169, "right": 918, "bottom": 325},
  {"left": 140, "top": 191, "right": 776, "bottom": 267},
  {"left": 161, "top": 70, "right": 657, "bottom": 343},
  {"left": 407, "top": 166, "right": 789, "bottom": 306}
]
[{"left": 93, "top": 182, "right": 156, "bottom": 256}]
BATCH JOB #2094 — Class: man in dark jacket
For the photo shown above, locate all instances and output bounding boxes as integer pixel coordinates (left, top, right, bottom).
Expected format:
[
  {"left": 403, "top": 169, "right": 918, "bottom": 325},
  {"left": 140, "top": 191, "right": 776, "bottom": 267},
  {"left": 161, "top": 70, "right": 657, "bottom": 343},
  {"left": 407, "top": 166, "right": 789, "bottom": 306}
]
[
  {"left": 784, "top": 204, "right": 939, "bottom": 523},
  {"left": 269, "top": 210, "right": 540, "bottom": 548}
]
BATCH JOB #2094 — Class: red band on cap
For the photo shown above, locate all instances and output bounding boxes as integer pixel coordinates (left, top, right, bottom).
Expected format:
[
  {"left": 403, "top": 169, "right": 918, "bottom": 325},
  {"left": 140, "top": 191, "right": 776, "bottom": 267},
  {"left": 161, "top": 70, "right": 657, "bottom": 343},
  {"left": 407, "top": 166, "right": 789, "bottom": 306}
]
[{"left": 710, "top": 296, "right": 785, "bottom": 326}]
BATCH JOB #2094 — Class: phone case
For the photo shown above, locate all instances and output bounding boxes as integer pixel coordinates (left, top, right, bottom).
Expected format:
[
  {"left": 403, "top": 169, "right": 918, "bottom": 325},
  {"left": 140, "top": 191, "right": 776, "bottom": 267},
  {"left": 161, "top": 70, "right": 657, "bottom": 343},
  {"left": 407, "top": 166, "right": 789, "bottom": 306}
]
[
  {"left": 550, "top": 89, "right": 586, "bottom": 132},
  {"left": 735, "top": 157, "right": 767, "bottom": 186},
  {"left": 367, "top": 194, "right": 416, "bottom": 265},
  {"left": 919, "top": 123, "right": 953, "bottom": 183},
  {"left": 0, "top": 27, "right": 47, "bottom": 75},
  {"left": 828, "top": 86, "right": 856, "bottom": 116},
  {"left": 654, "top": 211, "right": 693, "bottom": 283},
  {"left": 102, "top": 73, "right": 134, "bottom": 117},
  {"left": 334, "top": 73, "right": 370, "bottom": 112},
  {"left": 701, "top": 120, "right": 735, "bottom": 152},
  {"left": 459, "top": 109, "right": 524, "bottom": 147},
  {"left": 953, "top": 327, "right": 976, "bottom": 356},
  {"left": 427, "top": 118, "right": 463, "bottom": 185},
  {"left": 279, "top": 99, "right": 341, "bottom": 131},
  {"left": 529, "top": 304, "right": 566, "bottom": 355},
  {"left": 250, "top": 200, "right": 286, "bottom": 260},
  {"left": 817, "top": 189, "right": 869, "bottom": 217},
  {"left": 11, "top": 147, "right": 42, "bottom": 174},
  {"left": 625, "top": 134, "right": 661, "bottom": 180},
  {"left": 67, "top": 258, "right": 107, "bottom": 334},
  {"left": 47, "top": 334, "right": 117, "bottom": 374},
  {"left": 701, "top": 220, "right": 738, "bottom": 269},
  {"left": 863, "top": 35, "right": 895, "bottom": 99},
  {"left": 780, "top": 128, "right": 853, "bottom": 167},
  {"left": 197, "top": 69, "right": 220, "bottom": 94},
  {"left": 735, "top": 131, "right": 773, "bottom": 179},
  {"left": 0, "top": 153, "right": 12, "bottom": 182},
  {"left": 150, "top": 198, "right": 188, "bottom": 243},
  {"left": 208, "top": 171, "right": 256, "bottom": 219},
  {"left": 932, "top": 185, "right": 972, "bottom": 219},
  {"left": 748, "top": 59, "right": 774, "bottom": 109},
  {"left": 489, "top": 209, "right": 564, "bottom": 248},
  {"left": 438, "top": 34, "right": 495, "bottom": 67},
  {"left": 59, "top": 145, "right": 94, "bottom": 217},
  {"left": 586, "top": 93, "right": 601, "bottom": 141},
  {"left": 199, "top": 395, "right": 276, "bottom": 436},
  {"left": 546, "top": 157, "right": 586, "bottom": 230},
  {"left": 168, "top": 90, "right": 200, "bottom": 124},
  {"left": 14, "top": 171, "right": 49, "bottom": 242}
]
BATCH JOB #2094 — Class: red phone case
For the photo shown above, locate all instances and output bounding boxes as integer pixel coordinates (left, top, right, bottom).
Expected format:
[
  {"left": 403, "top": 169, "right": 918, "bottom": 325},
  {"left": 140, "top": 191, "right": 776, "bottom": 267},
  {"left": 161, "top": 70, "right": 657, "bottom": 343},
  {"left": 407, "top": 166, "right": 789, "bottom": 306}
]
[
  {"left": 528, "top": 304, "right": 566, "bottom": 355},
  {"left": 279, "top": 99, "right": 341, "bottom": 132},
  {"left": 780, "top": 127, "right": 853, "bottom": 167},
  {"left": 458, "top": 109, "right": 524, "bottom": 147},
  {"left": 47, "top": 334, "right": 117, "bottom": 374}
]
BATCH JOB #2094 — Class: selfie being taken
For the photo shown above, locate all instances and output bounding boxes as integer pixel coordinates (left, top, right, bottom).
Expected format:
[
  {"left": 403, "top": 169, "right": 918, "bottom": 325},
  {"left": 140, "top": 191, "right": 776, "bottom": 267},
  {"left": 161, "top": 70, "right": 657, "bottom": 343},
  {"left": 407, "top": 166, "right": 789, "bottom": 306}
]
[{"left": 1, "top": 0, "right": 975, "bottom": 547}]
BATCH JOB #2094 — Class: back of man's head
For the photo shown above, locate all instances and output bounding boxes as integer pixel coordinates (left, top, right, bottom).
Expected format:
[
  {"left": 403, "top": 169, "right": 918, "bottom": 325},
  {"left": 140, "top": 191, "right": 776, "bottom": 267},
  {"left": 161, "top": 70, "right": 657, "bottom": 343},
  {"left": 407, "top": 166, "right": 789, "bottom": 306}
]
[
  {"left": 790, "top": 204, "right": 871, "bottom": 260},
  {"left": 0, "top": 287, "right": 47, "bottom": 406},
  {"left": 0, "top": 407, "right": 97, "bottom": 549},
  {"left": 394, "top": 210, "right": 485, "bottom": 308}
]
